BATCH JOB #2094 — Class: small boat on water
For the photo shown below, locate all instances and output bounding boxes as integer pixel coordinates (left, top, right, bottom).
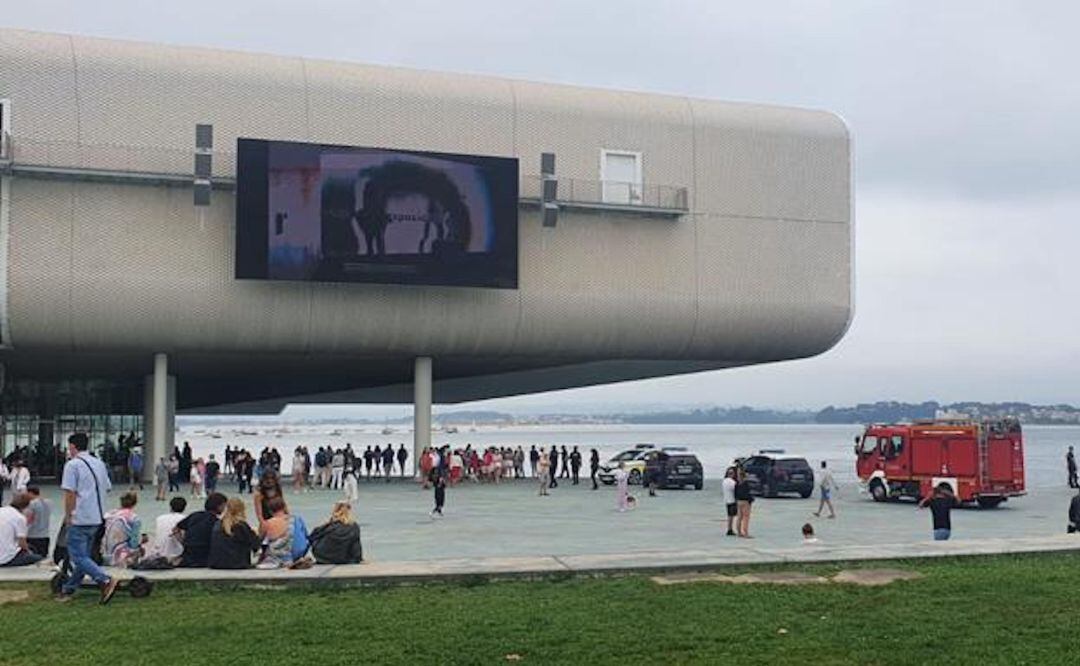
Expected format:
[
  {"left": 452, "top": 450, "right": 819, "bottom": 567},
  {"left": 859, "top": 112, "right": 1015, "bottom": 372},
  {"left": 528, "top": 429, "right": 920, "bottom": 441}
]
[
  {"left": 381, "top": 427, "right": 394, "bottom": 436},
  {"left": 445, "top": 426, "right": 459, "bottom": 434}
]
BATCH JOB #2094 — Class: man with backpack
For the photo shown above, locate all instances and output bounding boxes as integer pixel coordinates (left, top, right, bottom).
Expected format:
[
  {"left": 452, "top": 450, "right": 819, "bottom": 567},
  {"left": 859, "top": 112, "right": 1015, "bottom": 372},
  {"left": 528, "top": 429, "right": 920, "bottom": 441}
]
[{"left": 58, "top": 432, "right": 120, "bottom": 604}]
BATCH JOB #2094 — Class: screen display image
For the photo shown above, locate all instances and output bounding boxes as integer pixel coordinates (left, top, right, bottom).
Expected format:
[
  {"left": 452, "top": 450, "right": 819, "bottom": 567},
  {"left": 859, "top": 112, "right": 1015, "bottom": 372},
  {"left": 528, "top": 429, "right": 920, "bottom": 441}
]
[{"left": 236, "top": 139, "right": 518, "bottom": 288}]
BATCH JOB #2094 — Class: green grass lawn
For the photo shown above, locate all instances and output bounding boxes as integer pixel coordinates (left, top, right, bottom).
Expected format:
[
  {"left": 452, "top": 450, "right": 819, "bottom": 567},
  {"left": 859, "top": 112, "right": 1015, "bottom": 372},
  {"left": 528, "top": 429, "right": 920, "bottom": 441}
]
[{"left": 1, "top": 553, "right": 1078, "bottom": 665}]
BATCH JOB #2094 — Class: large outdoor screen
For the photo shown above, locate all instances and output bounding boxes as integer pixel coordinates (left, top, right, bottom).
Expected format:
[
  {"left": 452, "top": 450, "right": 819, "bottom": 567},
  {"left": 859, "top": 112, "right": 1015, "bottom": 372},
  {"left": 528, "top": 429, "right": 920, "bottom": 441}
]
[{"left": 235, "top": 139, "right": 518, "bottom": 288}]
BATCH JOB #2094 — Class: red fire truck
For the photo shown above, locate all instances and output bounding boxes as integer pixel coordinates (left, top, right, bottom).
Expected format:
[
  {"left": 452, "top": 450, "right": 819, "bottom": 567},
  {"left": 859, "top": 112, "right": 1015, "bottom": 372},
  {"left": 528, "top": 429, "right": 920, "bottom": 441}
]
[{"left": 854, "top": 418, "right": 1025, "bottom": 508}]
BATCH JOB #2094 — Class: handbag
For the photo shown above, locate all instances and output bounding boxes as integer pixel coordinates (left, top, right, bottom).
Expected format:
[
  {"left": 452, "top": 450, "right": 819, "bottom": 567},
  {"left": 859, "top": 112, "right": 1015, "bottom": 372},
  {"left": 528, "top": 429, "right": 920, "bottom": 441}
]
[{"left": 78, "top": 456, "right": 108, "bottom": 564}]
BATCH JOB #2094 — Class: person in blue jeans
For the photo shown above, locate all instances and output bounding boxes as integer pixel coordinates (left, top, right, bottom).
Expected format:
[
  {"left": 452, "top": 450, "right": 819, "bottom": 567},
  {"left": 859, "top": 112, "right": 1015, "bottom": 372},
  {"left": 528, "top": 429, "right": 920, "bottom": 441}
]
[
  {"left": 919, "top": 482, "right": 959, "bottom": 541},
  {"left": 58, "top": 433, "right": 121, "bottom": 604}
]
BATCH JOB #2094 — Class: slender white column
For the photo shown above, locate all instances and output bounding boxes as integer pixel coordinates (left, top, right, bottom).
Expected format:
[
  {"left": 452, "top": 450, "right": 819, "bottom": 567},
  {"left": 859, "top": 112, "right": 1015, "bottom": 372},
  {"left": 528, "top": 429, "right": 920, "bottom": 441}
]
[
  {"left": 146, "top": 352, "right": 169, "bottom": 480},
  {"left": 413, "top": 356, "right": 432, "bottom": 476}
]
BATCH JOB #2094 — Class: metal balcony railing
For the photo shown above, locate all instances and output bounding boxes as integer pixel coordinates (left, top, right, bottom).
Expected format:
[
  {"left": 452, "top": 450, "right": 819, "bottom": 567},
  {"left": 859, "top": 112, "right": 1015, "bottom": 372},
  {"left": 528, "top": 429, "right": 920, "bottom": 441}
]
[
  {"left": 1, "top": 137, "right": 691, "bottom": 216},
  {"left": 521, "top": 175, "right": 688, "bottom": 214}
]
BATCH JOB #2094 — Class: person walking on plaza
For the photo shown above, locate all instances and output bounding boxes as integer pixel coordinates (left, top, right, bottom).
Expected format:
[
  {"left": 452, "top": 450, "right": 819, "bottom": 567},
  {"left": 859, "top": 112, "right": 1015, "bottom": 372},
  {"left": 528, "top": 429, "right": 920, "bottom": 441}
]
[
  {"left": 1067, "top": 446, "right": 1078, "bottom": 489},
  {"left": 529, "top": 446, "right": 539, "bottom": 478},
  {"left": 919, "top": 482, "right": 959, "bottom": 541},
  {"left": 734, "top": 468, "right": 754, "bottom": 538},
  {"left": 548, "top": 446, "right": 559, "bottom": 488},
  {"left": 397, "top": 444, "right": 409, "bottom": 477},
  {"left": 58, "top": 432, "right": 121, "bottom": 603},
  {"left": 590, "top": 449, "right": 600, "bottom": 490},
  {"left": 343, "top": 466, "right": 360, "bottom": 506},
  {"left": 537, "top": 449, "right": 551, "bottom": 496},
  {"left": 614, "top": 462, "right": 631, "bottom": 512},
  {"left": 570, "top": 446, "right": 582, "bottom": 485},
  {"left": 722, "top": 467, "right": 738, "bottom": 536},
  {"left": 812, "top": 461, "right": 837, "bottom": 519},
  {"left": 559, "top": 446, "right": 570, "bottom": 479}
]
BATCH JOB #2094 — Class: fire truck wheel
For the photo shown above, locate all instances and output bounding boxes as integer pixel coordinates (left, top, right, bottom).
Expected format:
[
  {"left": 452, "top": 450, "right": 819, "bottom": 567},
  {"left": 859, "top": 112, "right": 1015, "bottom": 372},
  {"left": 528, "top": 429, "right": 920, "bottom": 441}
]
[
  {"left": 869, "top": 479, "right": 887, "bottom": 502},
  {"left": 976, "top": 497, "right": 1004, "bottom": 509}
]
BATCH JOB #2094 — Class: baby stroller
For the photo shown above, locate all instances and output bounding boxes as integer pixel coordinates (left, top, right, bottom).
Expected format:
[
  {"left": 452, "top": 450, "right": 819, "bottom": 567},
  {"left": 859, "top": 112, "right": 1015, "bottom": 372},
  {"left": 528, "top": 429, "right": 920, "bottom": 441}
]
[{"left": 49, "top": 523, "right": 154, "bottom": 599}]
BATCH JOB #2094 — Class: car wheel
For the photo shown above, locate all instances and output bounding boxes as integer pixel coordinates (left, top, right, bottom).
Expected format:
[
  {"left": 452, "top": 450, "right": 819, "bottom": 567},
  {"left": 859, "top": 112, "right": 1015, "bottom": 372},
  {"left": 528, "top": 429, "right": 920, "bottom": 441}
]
[
  {"left": 799, "top": 489, "right": 812, "bottom": 499},
  {"left": 977, "top": 497, "right": 1004, "bottom": 509},
  {"left": 629, "top": 469, "right": 642, "bottom": 485},
  {"left": 870, "top": 479, "right": 887, "bottom": 502}
]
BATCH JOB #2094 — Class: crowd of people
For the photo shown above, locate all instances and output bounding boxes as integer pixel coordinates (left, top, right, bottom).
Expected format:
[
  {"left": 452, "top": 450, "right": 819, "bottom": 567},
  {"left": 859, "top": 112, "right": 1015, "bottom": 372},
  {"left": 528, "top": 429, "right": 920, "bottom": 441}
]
[
  {"left": 6, "top": 433, "right": 1080, "bottom": 597},
  {"left": 0, "top": 434, "right": 364, "bottom": 604}
]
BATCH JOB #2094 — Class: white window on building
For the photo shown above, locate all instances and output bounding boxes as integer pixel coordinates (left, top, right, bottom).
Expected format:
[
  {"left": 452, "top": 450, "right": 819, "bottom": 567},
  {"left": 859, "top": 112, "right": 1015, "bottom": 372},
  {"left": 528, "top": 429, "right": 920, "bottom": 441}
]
[{"left": 600, "top": 149, "right": 642, "bottom": 205}]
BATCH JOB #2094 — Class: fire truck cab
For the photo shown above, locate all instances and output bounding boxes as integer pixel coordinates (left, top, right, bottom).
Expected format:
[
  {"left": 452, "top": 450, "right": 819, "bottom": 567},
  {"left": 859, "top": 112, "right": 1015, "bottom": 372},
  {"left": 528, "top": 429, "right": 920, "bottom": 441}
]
[{"left": 855, "top": 418, "right": 1025, "bottom": 508}]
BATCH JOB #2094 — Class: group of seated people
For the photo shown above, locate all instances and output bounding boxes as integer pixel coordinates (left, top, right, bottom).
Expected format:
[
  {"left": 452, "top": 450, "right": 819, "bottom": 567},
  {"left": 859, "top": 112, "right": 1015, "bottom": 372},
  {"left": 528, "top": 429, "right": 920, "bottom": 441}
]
[{"left": 101, "top": 470, "right": 362, "bottom": 571}]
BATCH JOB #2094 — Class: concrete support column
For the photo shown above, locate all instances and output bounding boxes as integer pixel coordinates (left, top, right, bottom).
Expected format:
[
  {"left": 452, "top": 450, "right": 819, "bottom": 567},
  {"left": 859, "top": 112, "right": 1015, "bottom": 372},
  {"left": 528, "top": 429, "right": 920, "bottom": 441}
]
[
  {"left": 413, "top": 356, "right": 432, "bottom": 477},
  {"left": 143, "top": 353, "right": 176, "bottom": 481}
]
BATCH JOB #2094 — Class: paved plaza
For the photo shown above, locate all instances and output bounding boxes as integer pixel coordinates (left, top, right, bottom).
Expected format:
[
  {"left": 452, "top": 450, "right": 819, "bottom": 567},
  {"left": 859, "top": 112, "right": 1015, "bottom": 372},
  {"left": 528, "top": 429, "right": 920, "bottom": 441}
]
[{"left": 2, "top": 476, "right": 1078, "bottom": 584}]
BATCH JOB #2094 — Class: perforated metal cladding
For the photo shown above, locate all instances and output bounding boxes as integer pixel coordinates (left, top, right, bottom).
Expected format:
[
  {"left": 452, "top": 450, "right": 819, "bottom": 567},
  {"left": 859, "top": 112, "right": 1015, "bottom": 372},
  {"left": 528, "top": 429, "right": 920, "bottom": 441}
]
[{"left": 0, "top": 28, "right": 852, "bottom": 388}]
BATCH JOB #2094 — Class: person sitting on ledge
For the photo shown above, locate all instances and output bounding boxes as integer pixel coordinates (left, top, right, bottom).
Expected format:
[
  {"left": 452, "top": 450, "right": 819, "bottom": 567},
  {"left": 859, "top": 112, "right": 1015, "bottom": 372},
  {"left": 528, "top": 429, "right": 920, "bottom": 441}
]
[
  {"left": 0, "top": 493, "right": 44, "bottom": 567},
  {"left": 209, "top": 497, "right": 261, "bottom": 569},
  {"left": 256, "top": 496, "right": 293, "bottom": 569},
  {"left": 309, "top": 501, "right": 363, "bottom": 565},
  {"left": 102, "top": 491, "right": 147, "bottom": 567},
  {"left": 1068, "top": 486, "right": 1080, "bottom": 534},
  {"left": 175, "top": 492, "right": 227, "bottom": 567}
]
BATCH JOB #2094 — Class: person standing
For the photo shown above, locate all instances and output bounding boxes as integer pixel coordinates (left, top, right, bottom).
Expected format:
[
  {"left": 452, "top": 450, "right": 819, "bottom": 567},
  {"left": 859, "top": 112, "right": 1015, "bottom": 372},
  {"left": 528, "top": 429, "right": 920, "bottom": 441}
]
[
  {"left": 614, "top": 462, "right": 630, "bottom": 512},
  {"left": 363, "top": 446, "right": 374, "bottom": 480},
  {"left": 292, "top": 448, "right": 307, "bottom": 493},
  {"left": 331, "top": 450, "right": 345, "bottom": 490},
  {"left": 382, "top": 446, "right": 395, "bottom": 482},
  {"left": 570, "top": 447, "right": 582, "bottom": 485},
  {"left": 734, "top": 468, "right": 754, "bottom": 538},
  {"left": 812, "top": 461, "right": 837, "bottom": 519},
  {"left": 548, "top": 446, "right": 559, "bottom": 488},
  {"left": 431, "top": 466, "right": 447, "bottom": 517},
  {"left": 58, "top": 432, "right": 120, "bottom": 603},
  {"left": 205, "top": 454, "right": 221, "bottom": 495},
  {"left": 127, "top": 445, "right": 144, "bottom": 490},
  {"left": 1067, "top": 446, "right": 1078, "bottom": 489},
  {"left": 397, "top": 444, "right": 409, "bottom": 478},
  {"left": 167, "top": 455, "right": 181, "bottom": 492},
  {"left": 537, "top": 449, "right": 551, "bottom": 496},
  {"left": 1069, "top": 486, "right": 1080, "bottom": 534},
  {"left": 154, "top": 457, "right": 168, "bottom": 501},
  {"left": 590, "top": 449, "right": 600, "bottom": 490},
  {"left": 722, "top": 467, "right": 738, "bottom": 536},
  {"left": 529, "top": 446, "right": 540, "bottom": 478},
  {"left": 180, "top": 442, "right": 193, "bottom": 486},
  {"left": 514, "top": 446, "right": 525, "bottom": 479},
  {"left": 559, "top": 446, "right": 570, "bottom": 479},
  {"left": 8, "top": 459, "right": 30, "bottom": 496},
  {"left": 919, "top": 482, "right": 959, "bottom": 541}
]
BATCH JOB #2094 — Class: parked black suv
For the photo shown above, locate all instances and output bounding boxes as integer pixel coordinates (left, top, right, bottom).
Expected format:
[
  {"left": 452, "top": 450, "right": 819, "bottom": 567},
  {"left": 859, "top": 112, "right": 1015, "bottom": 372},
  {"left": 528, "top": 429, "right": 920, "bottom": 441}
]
[
  {"left": 644, "top": 450, "right": 704, "bottom": 490},
  {"left": 737, "top": 454, "right": 814, "bottom": 498}
]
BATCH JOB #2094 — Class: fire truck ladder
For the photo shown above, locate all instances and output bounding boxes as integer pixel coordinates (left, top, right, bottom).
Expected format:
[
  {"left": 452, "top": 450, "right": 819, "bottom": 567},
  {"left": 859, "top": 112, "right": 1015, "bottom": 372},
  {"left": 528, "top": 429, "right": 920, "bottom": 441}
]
[{"left": 977, "top": 426, "right": 989, "bottom": 489}]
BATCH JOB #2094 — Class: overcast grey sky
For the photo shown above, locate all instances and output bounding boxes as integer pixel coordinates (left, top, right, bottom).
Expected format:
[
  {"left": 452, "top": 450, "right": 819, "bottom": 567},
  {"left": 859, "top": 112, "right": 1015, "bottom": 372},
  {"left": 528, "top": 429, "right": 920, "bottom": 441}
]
[{"left": 6, "top": 1, "right": 1079, "bottom": 413}]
